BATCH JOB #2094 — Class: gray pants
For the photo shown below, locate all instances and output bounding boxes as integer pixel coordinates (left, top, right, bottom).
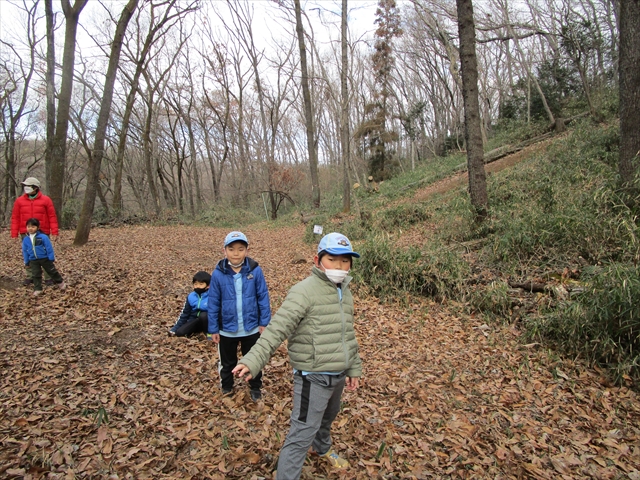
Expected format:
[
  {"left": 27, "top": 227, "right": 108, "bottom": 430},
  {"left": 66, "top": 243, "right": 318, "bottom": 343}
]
[{"left": 276, "top": 372, "right": 346, "bottom": 480}]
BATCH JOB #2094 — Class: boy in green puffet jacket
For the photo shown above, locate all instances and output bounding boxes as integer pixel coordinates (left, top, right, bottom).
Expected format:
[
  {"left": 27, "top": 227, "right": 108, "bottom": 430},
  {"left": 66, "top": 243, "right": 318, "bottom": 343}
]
[{"left": 233, "top": 232, "right": 362, "bottom": 480}]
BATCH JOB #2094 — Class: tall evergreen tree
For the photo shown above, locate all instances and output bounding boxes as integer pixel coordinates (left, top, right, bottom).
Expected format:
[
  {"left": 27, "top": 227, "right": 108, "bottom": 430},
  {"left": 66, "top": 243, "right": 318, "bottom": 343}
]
[{"left": 356, "top": 0, "right": 402, "bottom": 182}]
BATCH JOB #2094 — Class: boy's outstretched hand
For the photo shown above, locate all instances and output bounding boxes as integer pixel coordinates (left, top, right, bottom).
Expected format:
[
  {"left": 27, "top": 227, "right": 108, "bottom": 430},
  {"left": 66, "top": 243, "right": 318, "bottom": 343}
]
[
  {"left": 232, "top": 364, "right": 253, "bottom": 382},
  {"left": 345, "top": 377, "right": 359, "bottom": 391}
]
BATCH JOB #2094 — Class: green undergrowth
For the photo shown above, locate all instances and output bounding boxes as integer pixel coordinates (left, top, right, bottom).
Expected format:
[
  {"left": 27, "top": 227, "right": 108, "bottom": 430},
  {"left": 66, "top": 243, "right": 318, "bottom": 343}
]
[
  {"left": 351, "top": 235, "right": 469, "bottom": 302},
  {"left": 197, "top": 205, "right": 264, "bottom": 228},
  {"left": 527, "top": 263, "right": 640, "bottom": 385}
]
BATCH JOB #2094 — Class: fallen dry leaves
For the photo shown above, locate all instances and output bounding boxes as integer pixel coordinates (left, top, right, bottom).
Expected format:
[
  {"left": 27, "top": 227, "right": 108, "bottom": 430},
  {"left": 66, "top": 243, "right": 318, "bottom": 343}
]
[{"left": 1, "top": 225, "right": 639, "bottom": 479}]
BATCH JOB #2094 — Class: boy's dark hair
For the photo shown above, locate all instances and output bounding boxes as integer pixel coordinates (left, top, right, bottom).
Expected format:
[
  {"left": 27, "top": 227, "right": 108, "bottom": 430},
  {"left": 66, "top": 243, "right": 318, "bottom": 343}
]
[
  {"left": 26, "top": 218, "right": 40, "bottom": 228},
  {"left": 193, "top": 271, "right": 211, "bottom": 286}
]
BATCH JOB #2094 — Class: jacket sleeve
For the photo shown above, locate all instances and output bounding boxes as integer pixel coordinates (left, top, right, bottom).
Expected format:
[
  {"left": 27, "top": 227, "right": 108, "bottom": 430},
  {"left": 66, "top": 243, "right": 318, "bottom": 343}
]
[
  {"left": 345, "top": 347, "right": 363, "bottom": 378},
  {"left": 254, "top": 267, "right": 271, "bottom": 327},
  {"left": 10, "top": 199, "right": 21, "bottom": 238},
  {"left": 207, "top": 273, "right": 221, "bottom": 334},
  {"left": 239, "top": 286, "right": 307, "bottom": 378},
  {"left": 172, "top": 297, "right": 193, "bottom": 332},
  {"left": 22, "top": 237, "right": 29, "bottom": 264},
  {"left": 45, "top": 196, "right": 59, "bottom": 236},
  {"left": 42, "top": 235, "right": 55, "bottom": 261}
]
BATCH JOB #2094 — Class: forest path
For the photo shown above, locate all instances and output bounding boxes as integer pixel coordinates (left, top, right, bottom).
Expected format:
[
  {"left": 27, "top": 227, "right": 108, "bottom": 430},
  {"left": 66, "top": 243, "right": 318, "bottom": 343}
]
[
  {"left": 394, "top": 137, "right": 558, "bottom": 205},
  {"left": 0, "top": 223, "right": 638, "bottom": 479}
]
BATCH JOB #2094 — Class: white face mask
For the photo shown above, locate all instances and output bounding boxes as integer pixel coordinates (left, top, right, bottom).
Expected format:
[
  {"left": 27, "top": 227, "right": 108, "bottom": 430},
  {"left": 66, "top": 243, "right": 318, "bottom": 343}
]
[
  {"left": 24, "top": 186, "right": 34, "bottom": 195},
  {"left": 319, "top": 260, "right": 349, "bottom": 284}
]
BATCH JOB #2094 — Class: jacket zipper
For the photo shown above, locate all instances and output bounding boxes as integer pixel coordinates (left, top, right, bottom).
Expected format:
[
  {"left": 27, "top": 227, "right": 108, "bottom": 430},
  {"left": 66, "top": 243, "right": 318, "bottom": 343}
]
[
  {"left": 339, "top": 286, "right": 349, "bottom": 370},
  {"left": 31, "top": 234, "right": 39, "bottom": 259}
]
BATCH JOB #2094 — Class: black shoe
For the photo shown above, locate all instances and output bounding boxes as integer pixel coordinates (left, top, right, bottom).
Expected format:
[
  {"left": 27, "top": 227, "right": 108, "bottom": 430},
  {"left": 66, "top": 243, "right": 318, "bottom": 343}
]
[
  {"left": 23, "top": 278, "right": 33, "bottom": 286},
  {"left": 250, "top": 389, "right": 262, "bottom": 402},
  {"left": 222, "top": 387, "right": 233, "bottom": 396},
  {"left": 44, "top": 279, "right": 54, "bottom": 286}
]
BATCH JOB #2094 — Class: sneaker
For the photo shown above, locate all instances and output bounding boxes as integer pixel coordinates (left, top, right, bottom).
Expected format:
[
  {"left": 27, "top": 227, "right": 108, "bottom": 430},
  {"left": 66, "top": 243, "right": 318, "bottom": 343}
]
[
  {"left": 23, "top": 278, "right": 33, "bottom": 286},
  {"left": 44, "top": 279, "right": 54, "bottom": 286},
  {"left": 250, "top": 389, "right": 262, "bottom": 402},
  {"left": 221, "top": 387, "right": 233, "bottom": 396},
  {"left": 33, "top": 290, "right": 43, "bottom": 297},
  {"left": 319, "top": 449, "right": 349, "bottom": 469},
  {"left": 58, "top": 282, "right": 66, "bottom": 290}
]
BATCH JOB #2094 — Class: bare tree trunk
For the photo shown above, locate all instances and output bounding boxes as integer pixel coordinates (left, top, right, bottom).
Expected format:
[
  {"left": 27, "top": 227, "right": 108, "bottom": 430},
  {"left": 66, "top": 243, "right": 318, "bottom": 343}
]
[
  {"left": 2, "top": 1, "right": 39, "bottom": 217},
  {"left": 74, "top": 0, "right": 138, "bottom": 246},
  {"left": 456, "top": 0, "right": 488, "bottom": 219},
  {"left": 143, "top": 87, "right": 161, "bottom": 216},
  {"left": 294, "top": 0, "right": 320, "bottom": 209},
  {"left": 44, "top": 0, "right": 55, "bottom": 194},
  {"left": 618, "top": 0, "right": 640, "bottom": 189},
  {"left": 112, "top": 0, "right": 194, "bottom": 212},
  {"left": 341, "top": 0, "right": 351, "bottom": 213},
  {"left": 49, "top": 0, "right": 88, "bottom": 218}
]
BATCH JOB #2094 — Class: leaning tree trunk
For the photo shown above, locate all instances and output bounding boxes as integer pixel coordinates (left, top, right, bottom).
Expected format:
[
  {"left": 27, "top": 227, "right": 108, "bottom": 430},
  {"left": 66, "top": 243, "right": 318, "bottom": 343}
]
[
  {"left": 456, "top": 0, "right": 488, "bottom": 219},
  {"left": 74, "top": 0, "right": 138, "bottom": 246},
  {"left": 294, "top": 0, "right": 321, "bottom": 209},
  {"left": 618, "top": 0, "right": 640, "bottom": 190},
  {"left": 48, "top": 0, "right": 88, "bottom": 218}
]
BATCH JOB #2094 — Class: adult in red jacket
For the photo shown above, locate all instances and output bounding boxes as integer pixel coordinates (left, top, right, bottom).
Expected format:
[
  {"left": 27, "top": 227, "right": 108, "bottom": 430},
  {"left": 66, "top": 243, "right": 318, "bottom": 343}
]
[{"left": 11, "top": 177, "right": 59, "bottom": 284}]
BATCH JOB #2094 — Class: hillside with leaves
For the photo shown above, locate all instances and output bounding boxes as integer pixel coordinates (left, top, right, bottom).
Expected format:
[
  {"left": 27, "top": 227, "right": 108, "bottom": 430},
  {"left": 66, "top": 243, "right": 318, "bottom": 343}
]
[{"left": 1, "top": 216, "right": 640, "bottom": 478}]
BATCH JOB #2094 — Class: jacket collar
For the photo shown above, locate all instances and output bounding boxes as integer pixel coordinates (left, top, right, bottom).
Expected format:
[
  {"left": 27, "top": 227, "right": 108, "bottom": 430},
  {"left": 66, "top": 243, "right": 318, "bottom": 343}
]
[
  {"left": 216, "top": 257, "right": 259, "bottom": 275},
  {"left": 23, "top": 191, "right": 41, "bottom": 200}
]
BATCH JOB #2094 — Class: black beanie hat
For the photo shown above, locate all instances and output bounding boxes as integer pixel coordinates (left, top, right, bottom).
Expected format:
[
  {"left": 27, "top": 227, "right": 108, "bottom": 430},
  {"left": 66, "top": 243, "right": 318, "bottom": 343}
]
[{"left": 193, "top": 271, "right": 211, "bottom": 286}]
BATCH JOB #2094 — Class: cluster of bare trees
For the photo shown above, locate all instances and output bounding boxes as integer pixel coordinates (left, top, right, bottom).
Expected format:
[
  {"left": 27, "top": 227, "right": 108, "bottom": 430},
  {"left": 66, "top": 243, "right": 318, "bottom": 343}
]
[{"left": 0, "top": 0, "right": 634, "bottom": 241}]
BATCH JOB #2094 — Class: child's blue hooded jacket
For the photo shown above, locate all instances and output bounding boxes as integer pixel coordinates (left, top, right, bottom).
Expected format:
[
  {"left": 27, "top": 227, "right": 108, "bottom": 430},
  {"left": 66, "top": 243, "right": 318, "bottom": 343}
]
[
  {"left": 207, "top": 257, "right": 271, "bottom": 334},
  {"left": 171, "top": 290, "right": 209, "bottom": 333},
  {"left": 22, "top": 231, "right": 55, "bottom": 264}
]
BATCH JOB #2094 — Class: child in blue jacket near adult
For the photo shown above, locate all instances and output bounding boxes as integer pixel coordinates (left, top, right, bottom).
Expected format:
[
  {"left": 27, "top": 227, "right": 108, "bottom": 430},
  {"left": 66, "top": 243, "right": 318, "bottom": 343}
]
[
  {"left": 169, "top": 271, "right": 211, "bottom": 337},
  {"left": 21, "top": 217, "right": 65, "bottom": 296},
  {"left": 208, "top": 231, "right": 271, "bottom": 401}
]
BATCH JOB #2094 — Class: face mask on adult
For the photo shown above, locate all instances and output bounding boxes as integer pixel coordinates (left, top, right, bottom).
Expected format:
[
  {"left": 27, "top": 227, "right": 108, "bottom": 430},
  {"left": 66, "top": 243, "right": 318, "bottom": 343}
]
[
  {"left": 320, "top": 261, "right": 349, "bottom": 284},
  {"left": 24, "top": 186, "right": 35, "bottom": 195}
]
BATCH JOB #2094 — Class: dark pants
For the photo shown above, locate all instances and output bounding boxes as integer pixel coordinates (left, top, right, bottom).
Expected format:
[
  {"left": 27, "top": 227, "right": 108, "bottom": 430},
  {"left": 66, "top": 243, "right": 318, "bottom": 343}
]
[
  {"left": 218, "top": 332, "right": 262, "bottom": 391},
  {"left": 175, "top": 312, "right": 208, "bottom": 337},
  {"left": 29, "top": 258, "right": 63, "bottom": 291}
]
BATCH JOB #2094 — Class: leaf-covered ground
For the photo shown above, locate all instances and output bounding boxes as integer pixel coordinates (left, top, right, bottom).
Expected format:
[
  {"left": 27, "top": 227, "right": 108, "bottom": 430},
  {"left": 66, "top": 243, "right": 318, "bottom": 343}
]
[{"left": 1, "top": 225, "right": 639, "bottom": 479}]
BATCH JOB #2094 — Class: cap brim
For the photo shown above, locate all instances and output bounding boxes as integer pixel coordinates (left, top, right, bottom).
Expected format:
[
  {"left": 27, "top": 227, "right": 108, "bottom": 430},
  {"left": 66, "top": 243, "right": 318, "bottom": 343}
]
[{"left": 324, "top": 247, "right": 360, "bottom": 258}]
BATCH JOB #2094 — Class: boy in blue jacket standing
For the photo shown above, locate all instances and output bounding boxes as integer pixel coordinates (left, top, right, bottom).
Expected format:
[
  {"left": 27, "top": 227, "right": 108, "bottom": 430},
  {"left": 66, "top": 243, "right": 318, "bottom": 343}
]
[
  {"left": 208, "top": 231, "right": 271, "bottom": 401},
  {"left": 169, "top": 271, "right": 211, "bottom": 337},
  {"left": 22, "top": 218, "right": 65, "bottom": 296}
]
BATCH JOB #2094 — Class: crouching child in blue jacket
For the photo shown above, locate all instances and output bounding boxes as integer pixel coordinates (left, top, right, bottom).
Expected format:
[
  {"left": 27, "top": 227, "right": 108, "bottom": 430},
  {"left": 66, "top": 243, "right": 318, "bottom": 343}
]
[
  {"left": 208, "top": 231, "right": 271, "bottom": 401},
  {"left": 22, "top": 218, "right": 65, "bottom": 296},
  {"left": 169, "top": 271, "right": 211, "bottom": 337}
]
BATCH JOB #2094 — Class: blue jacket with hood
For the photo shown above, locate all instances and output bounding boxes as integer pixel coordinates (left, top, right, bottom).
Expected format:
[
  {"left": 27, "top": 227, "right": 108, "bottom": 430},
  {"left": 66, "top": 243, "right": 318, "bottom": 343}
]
[
  {"left": 22, "top": 231, "right": 55, "bottom": 264},
  {"left": 207, "top": 257, "right": 271, "bottom": 335},
  {"left": 171, "top": 290, "right": 209, "bottom": 333}
]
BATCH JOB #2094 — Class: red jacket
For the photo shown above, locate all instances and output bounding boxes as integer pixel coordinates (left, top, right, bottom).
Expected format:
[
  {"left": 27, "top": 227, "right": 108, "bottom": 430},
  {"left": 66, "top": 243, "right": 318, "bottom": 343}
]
[{"left": 11, "top": 192, "right": 59, "bottom": 237}]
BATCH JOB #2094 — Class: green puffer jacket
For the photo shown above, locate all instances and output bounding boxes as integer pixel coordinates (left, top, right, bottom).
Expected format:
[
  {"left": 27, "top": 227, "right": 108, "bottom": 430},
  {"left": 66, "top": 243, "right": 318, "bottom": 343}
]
[{"left": 239, "top": 266, "right": 362, "bottom": 379}]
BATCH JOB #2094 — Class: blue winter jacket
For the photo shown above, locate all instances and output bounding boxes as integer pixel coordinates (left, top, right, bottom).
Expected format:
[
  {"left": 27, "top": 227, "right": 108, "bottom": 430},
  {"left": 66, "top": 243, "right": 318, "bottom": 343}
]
[
  {"left": 171, "top": 290, "right": 209, "bottom": 333},
  {"left": 22, "top": 231, "right": 55, "bottom": 264},
  {"left": 207, "top": 257, "right": 271, "bottom": 335}
]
